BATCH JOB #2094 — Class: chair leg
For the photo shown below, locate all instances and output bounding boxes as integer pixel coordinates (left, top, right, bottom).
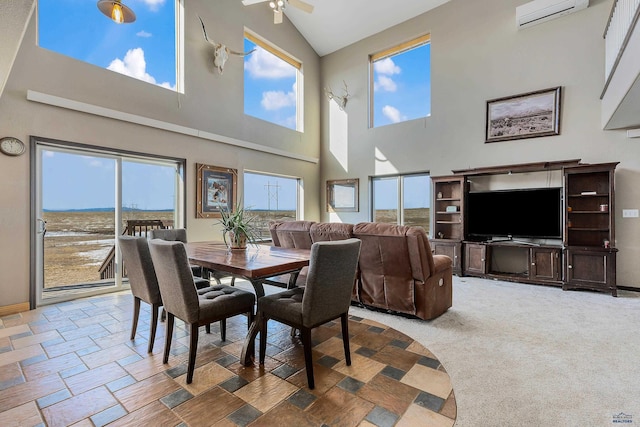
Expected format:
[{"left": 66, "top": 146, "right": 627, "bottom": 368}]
[
  {"left": 163, "top": 313, "right": 174, "bottom": 364},
  {"left": 205, "top": 324, "right": 211, "bottom": 334},
  {"left": 220, "top": 319, "right": 226, "bottom": 341},
  {"left": 130, "top": 297, "right": 141, "bottom": 341},
  {"left": 148, "top": 303, "right": 160, "bottom": 353},
  {"left": 230, "top": 277, "right": 236, "bottom": 286},
  {"left": 161, "top": 308, "right": 166, "bottom": 322},
  {"left": 187, "top": 323, "right": 199, "bottom": 384},
  {"left": 259, "top": 314, "right": 268, "bottom": 365},
  {"left": 301, "top": 327, "right": 315, "bottom": 389},
  {"left": 341, "top": 313, "right": 351, "bottom": 366}
]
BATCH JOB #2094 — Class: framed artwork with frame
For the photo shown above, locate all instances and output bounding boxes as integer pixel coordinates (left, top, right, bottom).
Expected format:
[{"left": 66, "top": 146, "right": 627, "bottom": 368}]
[
  {"left": 326, "top": 179, "right": 359, "bottom": 212},
  {"left": 485, "top": 86, "right": 561, "bottom": 143},
  {"left": 196, "top": 163, "right": 237, "bottom": 218}
]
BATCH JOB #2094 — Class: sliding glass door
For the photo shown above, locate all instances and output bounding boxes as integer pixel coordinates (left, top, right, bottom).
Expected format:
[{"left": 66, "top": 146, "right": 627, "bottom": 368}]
[{"left": 33, "top": 139, "right": 184, "bottom": 306}]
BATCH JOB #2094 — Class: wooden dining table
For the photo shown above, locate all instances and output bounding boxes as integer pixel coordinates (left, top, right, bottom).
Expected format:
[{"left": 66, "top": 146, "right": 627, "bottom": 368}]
[{"left": 184, "top": 241, "right": 311, "bottom": 365}]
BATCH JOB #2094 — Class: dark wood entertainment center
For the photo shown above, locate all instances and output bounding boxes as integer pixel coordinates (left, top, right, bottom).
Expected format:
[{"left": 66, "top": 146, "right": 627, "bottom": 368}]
[{"left": 430, "top": 159, "right": 618, "bottom": 296}]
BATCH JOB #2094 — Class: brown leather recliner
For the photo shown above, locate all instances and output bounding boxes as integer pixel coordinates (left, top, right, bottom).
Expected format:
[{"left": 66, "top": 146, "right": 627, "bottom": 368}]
[
  {"left": 268, "top": 220, "right": 453, "bottom": 320},
  {"left": 352, "top": 222, "right": 452, "bottom": 320}
]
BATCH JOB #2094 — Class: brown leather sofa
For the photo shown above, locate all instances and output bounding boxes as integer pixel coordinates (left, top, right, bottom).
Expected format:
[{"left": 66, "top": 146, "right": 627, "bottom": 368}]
[{"left": 269, "top": 220, "right": 453, "bottom": 320}]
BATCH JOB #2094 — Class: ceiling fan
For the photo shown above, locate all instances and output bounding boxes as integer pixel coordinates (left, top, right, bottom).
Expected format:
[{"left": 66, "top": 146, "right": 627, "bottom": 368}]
[{"left": 242, "top": 0, "right": 314, "bottom": 24}]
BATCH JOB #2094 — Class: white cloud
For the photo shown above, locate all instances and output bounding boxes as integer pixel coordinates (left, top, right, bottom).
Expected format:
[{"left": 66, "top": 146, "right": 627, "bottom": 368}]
[
  {"left": 374, "top": 57, "right": 401, "bottom": 75},
  {"left": 382, "top": 105, "right": 406, "bottom": 124},
  {"left": 261, "top": 90, "right": 295, "bottom": 111},
  {"left": 141, "top": 0, "right": 165, "bottom": 11},
  {"left": 245, "top": 47, "right": 296, "bottom": 79},
  {"left": 107, "top": 48, "right": 175, "bottom": 90},
  {"left": 374, "top": 75, "right": 397, "bottom": 92},
  {"left": 261, "top": 83, "right": 296, "bottom": 111},
  {"left": 136, "top": 30, "right": 152, "bottom": 38}
]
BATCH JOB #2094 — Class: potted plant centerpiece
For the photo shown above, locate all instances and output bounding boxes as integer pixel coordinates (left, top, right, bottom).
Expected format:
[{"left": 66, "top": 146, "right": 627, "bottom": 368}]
[{"left": 217, "top": 203, "right": 260, "bottom": 250}]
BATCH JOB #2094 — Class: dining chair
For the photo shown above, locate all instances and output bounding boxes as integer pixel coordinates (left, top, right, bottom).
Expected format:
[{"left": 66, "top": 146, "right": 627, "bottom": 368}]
[
  {"left": 118, "top": 235, "right": 163, "bottom": 353},
  {"left": 149, "top": 228, "right": 234, "bottom": 287},
  {"left": 148, "top": 239, "right": 256, "bottom": 384},
  {"left": 258, "top": 238, "right": 361, "bottom": 389}
]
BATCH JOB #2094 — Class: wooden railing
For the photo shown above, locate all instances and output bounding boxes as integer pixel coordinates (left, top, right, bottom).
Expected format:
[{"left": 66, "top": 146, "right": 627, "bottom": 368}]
[
  {"left": 98, "top": 219, "right": 172, "bottom": 280},
  {"left": 602, "top": 0, "right": 640, "bottom": 96}
]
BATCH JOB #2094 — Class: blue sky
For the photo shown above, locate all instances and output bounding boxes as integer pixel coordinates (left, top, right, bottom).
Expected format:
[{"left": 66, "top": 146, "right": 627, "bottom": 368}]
[
  {"left": 373, "top": 43, "right": 431, "bottom": 127},
  {"left": 39, "top": 0, "right": 176, "bottom": 89},
  {"left": 42, "top": 151, "right": 177, "bottom": 210}
]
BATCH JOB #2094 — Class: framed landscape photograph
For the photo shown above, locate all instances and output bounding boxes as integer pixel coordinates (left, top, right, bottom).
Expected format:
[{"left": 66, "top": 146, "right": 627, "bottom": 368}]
[
  {"left": 327, "top": 179, "right": 359, "bottom": 212},
  {"left": 485, "top": 86, "right": 561, "bottom": 143},
  {"left": 196, "top": 164, "right": 237, "bottom": 218}
]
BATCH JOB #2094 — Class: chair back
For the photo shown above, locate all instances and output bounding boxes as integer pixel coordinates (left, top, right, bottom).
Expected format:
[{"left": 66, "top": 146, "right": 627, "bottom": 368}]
[
  {"left": 302, "top": 238, "right": 361, "bottom": 327},
  {"left": 148, "top": 239, "right": 200, "bottom": 323},
  {"left": 119, "top": 236, "right": 161, "bottom": 305},
  {"left": 149, "top": 228, "right": 188, "bottom": 243}
]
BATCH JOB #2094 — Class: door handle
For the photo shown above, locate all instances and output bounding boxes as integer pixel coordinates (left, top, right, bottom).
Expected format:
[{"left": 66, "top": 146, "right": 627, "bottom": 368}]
[{"left": 36, "top": 218, "right": 47, "bottom": 235}]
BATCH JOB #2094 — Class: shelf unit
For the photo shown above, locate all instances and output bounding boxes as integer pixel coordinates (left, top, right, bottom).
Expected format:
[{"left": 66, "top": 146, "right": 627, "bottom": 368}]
[
  {"left": 563, "top": 162, "right": 618, "bottom": 296},
  {"left": 431, "top": 176, "right": 465, "bottom": 274}
]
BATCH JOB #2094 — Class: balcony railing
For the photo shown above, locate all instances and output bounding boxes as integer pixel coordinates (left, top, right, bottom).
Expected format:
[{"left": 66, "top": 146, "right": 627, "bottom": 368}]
[{"left": 602, "top": 0, "right": 640, "bottom": 96}]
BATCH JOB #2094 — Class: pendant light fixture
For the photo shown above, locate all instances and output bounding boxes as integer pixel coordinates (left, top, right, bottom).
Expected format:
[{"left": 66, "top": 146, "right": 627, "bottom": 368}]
[{"left": 97, "top": 0, "right": 136, "bottom": 24}]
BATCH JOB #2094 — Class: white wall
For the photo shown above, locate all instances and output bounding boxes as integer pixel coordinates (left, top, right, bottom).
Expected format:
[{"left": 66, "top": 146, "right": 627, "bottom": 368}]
[
  {"left": 0, "top": 0, "right": 322, "bottom": 307},
  {"left": 320, "top": 0, "right": 640, "bottom": 288}
]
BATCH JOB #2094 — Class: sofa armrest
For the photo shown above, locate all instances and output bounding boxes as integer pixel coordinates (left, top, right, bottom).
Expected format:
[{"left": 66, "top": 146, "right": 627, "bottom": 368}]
[{"left": 432, "top": 254, "right": 452, "bottom": 275}]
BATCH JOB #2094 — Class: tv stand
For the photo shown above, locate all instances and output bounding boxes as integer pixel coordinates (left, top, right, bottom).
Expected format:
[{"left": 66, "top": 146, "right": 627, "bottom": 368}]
[
  {"left": 463, "top": 241, "right": 562, "bottom": 286},
  {"left": 431, "top": 160, "right": 619, "bottom": 296}
]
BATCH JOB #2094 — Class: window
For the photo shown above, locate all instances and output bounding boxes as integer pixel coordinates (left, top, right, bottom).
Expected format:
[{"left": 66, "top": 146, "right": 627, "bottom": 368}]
[
  {"left": 370, "top": 34, "right": 431, "bottom": 127},
  {"left": 244, "top": 171, "right": 300, "bottom": 239},
  {"left": 244, "top": 31, "right": 302, "bottom": 131},
  {"left": 38, "top": 0, "right": 180, "bottom": 91},
  {"left": 371, "top": 173, "right": 431, "bottom": 231}
]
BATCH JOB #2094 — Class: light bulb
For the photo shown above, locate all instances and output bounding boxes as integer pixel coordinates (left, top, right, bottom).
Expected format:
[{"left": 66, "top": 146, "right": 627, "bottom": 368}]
[
  {"left": 277, "top": 0, "right": 284, "bottom": 7},
  {"left": 269, "top": 1, "right": 275, "bottom": 8},
  {"left": 111, "top": 3, "right": 124, "bottom": 23}
]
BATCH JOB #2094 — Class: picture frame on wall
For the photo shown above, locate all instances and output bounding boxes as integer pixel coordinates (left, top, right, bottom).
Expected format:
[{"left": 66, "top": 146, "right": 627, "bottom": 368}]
[
  {"left": 485, "top": 86, "right": 561, "bottom": 143},
  {"left": 196, "top": 163, "right": 237, "bottom": 218},
  {"left": 327, "top": 179, "right": 359, "bottom": 212}
]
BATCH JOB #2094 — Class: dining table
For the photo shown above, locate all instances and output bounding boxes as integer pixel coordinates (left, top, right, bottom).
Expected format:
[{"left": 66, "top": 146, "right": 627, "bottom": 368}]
[{"left": 184, "top": 241, "right": 311, "bottom": 366}]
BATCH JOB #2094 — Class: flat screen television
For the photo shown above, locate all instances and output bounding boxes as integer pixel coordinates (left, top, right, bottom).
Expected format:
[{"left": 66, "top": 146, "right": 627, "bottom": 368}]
[{"left": 466, "top": 188, "right": 562, "bottom": 240}]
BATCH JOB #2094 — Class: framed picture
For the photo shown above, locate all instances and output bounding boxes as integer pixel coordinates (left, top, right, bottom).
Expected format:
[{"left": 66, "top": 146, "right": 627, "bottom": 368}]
[
  {"left": 196, "top": 164, "right": 237, "bottom": 218},
  {"left": 327, "top": 179, "right": 359, "bottom": 212},
  {"left": 485, "top": 86, "right": 561, "bottom": 143}
]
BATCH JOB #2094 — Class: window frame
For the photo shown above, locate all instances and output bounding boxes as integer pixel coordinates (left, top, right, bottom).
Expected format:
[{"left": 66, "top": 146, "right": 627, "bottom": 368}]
[
  {"left": 369, "top": 33, "right": 431, "bottom": 128},
  {"left": 243, "top": 170, "right": 302, "bottom": 239},
  {"left": 243, "top": 29, "right": 303, "bottom": 132},
  {"left": 370, "top": 172, "right": 431, "bottom": 229}
]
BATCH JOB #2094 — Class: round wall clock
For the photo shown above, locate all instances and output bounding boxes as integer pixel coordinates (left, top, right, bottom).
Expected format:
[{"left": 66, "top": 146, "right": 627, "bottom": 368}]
[{"left": 0, "top": 137, "right": 26, "bottom": 156}]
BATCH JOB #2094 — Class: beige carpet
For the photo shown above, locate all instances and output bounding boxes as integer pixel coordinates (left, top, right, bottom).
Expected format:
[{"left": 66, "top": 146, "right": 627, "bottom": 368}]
[{"left": 350, "top": 276, "right": 640, "bottom": 427}]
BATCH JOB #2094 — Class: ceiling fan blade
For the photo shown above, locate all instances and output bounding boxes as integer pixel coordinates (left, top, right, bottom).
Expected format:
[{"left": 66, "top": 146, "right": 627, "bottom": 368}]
[
  {"left": 288, "top": 0, "right": 314, "bottom": 13},
  {"left": 274, "top": 9, "right": 283, "bottom": 24},
  {"left": 242, "top": 0, "right": 268, "bottom": 5}
]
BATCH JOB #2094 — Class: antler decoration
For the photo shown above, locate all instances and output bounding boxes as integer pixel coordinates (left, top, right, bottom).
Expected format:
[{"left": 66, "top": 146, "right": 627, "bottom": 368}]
[
  {"left": 325, "top": 81, "right": 350, "bottom": 110},
  {"left": 198, "top": 16, "right": 255, "bottom": 74}
]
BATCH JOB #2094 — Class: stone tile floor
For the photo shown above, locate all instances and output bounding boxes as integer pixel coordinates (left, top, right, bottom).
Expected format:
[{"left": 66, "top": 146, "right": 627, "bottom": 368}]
[{"left": 0, "top": 290, "right": 456, "bottom": 426}]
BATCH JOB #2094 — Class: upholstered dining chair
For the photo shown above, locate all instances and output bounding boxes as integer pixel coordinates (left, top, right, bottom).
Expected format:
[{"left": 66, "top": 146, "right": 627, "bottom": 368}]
[
  {"left": 118, "top": 235, "right": 162, "bottom": 354},
  {"left": 258, "top": 238, "right": 361, "bottom": 389},
  {"left": 148, "top": 239, "right": 256, "bottom": 384},
  {"left": 149, "top": 228, "right": 234, "bottom": 287}
]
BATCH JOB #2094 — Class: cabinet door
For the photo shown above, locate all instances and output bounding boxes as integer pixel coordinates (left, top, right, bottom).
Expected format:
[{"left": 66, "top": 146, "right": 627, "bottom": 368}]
[
  {"left": 564, "top": 249, "right": 617, "bottom": 296},
  {"left": 464, "top": 243, "right": 486, "bottom": 275},
  {"left": 432, "top": 241, "right": 461, "bottom": 275},
  {"left": 530, "top": 248, "right": 561, "bottom": 282}
]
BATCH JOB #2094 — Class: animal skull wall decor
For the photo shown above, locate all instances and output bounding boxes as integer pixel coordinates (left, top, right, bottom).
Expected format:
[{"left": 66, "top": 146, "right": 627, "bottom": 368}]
[
  {"left": 198, "top": 16, "right": 255, "bottom": 74},
  {"left": 325, "top": 81, "right": 351, "bottom": 110}
]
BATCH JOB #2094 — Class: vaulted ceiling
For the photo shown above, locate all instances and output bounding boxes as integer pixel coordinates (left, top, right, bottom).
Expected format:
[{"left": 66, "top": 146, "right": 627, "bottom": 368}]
[{"left": 259, "top": 0, "right": 451, "bottom": 56}]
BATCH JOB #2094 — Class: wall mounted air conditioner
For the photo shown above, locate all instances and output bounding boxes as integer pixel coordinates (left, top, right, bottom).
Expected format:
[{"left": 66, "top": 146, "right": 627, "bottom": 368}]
[{"left": 516, "top": 0, "right": 589, "bottom": 29}]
